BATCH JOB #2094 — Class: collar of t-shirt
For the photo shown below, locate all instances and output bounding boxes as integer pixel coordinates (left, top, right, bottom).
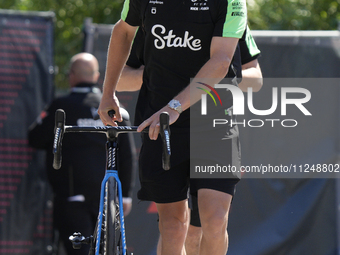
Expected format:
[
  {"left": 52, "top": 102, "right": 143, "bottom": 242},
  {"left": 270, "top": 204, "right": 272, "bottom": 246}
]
[{"left": 71, "top": 82, "right": 101, "bottom": 94}]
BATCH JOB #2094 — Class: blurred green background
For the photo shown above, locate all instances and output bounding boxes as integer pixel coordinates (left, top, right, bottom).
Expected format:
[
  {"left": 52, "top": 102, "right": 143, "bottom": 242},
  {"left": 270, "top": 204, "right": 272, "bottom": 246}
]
[{"left": 1, "top": 0, "right": 340, "bottom": 89}]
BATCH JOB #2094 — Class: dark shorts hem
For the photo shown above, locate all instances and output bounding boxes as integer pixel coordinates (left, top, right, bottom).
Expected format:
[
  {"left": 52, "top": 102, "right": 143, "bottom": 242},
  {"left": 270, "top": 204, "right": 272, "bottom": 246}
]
[
  {"left": 137, "top": 187, "right": 188, "bottom": 204},
  {"left": 190, "top": 178, "right": 240, "bottom": 197}
]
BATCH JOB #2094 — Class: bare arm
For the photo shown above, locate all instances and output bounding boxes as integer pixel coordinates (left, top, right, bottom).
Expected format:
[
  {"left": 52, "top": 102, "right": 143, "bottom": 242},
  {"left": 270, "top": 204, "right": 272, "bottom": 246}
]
[
  {"left": 238, "top": 59, "right": 263, "bottom": 92},
  {"left": 116, "top": 65, "right": 144, "bottom": 92},
  {"left": 138, "top": 36, "right": 239, "bottom": 139},
  {"left": 174, "top": 37, "right": 238, "bottom": 111},
  {"left": 98, "top": 20, "right": 138, "bottom": 125}
]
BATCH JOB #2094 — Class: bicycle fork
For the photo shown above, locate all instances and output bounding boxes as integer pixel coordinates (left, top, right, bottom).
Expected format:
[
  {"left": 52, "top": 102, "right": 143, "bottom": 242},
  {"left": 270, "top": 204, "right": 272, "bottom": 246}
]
[
  {"left": 96, "top": 171, "right": 127, "bottom": 255},
  {"left": 95, "top": 138, "right": 127, "bottom": 255}
]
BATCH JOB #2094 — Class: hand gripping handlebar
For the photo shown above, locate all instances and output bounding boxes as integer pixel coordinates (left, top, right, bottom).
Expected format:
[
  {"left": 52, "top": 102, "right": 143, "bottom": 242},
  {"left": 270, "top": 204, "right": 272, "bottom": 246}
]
[{"left": 52, "top": 109, "right": 171, "bottom": 170}]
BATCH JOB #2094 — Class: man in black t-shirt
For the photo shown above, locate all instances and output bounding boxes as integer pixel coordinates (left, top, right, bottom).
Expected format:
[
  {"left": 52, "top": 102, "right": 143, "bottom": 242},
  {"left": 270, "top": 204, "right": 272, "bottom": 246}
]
[
  {"left": 116, "top": 24, "right": 263, "bottom": 255},
  {"left": 98, "top": 0, "right": 247, "bottom": 254},
  {"left": 29, "top": 53, "right": 137, "bottom": 255}
]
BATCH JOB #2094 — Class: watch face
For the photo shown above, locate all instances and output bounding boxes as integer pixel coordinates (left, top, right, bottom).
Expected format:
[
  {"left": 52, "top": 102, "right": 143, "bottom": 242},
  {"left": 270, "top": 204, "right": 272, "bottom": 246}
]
[
  {"left": 169, "top": 99, "right": 182, "bottom": 113},
  {"left": 170, "top": 100, "right": 179, "bottom": 108}
]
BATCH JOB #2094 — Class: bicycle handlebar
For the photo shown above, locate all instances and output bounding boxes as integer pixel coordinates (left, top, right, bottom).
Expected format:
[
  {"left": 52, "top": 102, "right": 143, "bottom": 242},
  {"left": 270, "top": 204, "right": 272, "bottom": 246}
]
[
  {"left": 159, "top": 113, "right": 171, "bottom": 170},
  {"left": 52, "top": 109, "right": 171, "bottom": 170},
  {"left": 53, "top": 109, "right": 65, "bottom": 170}
]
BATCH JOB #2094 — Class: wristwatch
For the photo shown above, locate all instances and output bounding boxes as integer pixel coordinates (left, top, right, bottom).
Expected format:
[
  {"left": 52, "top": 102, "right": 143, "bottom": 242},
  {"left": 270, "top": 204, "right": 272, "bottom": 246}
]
[{"left": 168, "top": 99, "right": 183, "bottom": 114}]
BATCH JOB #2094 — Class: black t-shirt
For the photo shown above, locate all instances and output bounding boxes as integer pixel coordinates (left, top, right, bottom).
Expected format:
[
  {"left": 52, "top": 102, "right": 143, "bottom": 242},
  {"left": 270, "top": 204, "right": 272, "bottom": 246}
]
[{"left": 122, "top": 0, "right": 247, "bottom": 130}]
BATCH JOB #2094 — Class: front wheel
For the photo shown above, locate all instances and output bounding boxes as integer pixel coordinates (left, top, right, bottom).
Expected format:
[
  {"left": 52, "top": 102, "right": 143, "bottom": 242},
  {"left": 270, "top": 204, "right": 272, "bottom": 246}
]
[{"left": 103, "top": 176, "right": 122, "bottom": 255}]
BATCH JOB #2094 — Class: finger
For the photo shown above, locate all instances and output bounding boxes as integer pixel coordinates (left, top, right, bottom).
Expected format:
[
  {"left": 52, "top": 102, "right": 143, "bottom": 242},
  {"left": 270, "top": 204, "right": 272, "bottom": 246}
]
[
  {"left": 98, "top": 109, "right": 114, "bottom": 126},
  {"left": 106, "top": 113, "right": 117, "bottom": 126},
  {"left": 154, "top": 124, "right": 160, "bottom": 140},
  {"left": 108, "top": 113, "right": 119, "bottom": 126},
  {"left": 114, "top": 108, "right": 123, "bottom": 122},
  {"left": 137, "top": 119, "right": 151, "bottom": 132},
  {"left": 149, "top": 121, "right": 160, "bottom": 140},
  {"left": 107, "top": 121, "right": 118, "bottom": 127},
  {"left": 149, "top": 123, "right": 155, "bottom": 140},
  {"left": 107, "top": 106, "right": 121, "bottom": 123},
  {"left": 105, "top": 115, "right": 117, "bottom": 126},
  {"left": 112, "top": 94, "right": 122, "bottom": 122}
]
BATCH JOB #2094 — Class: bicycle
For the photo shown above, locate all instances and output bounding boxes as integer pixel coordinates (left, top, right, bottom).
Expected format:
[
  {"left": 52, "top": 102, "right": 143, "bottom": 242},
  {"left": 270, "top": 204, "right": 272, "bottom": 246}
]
[{"left": 52, "top": 108, "right": 171, "bottom": 255}]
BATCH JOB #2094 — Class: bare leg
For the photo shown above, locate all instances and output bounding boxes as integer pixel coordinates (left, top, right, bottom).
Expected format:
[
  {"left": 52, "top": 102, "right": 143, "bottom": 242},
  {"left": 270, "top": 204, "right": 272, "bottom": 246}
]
[
  {"left": 185, "top": 225, "right": 202, "bottom": 255},
  {"left": 157, "top": 234, "right": 161, "bottom": 255},
  {"left": 198, "top": 189, "right": 232, "bottom": 255},
  {"left": 156, "top": 200, "right": 189, "bottom": 255},
  {"left": 159, "top": 212, "right": 202, "bottom": 255}
]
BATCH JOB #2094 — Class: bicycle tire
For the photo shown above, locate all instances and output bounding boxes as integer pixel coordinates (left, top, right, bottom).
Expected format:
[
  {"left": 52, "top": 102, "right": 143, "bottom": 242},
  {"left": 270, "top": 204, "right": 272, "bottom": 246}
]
[{"left": 103, "top": 176, "right": 122, "bottom": 255}]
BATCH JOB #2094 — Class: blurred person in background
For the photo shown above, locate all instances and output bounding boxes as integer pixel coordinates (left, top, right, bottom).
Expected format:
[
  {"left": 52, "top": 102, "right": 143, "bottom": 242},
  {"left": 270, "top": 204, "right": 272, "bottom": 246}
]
[{"left": 28, "top": 52, "right": 137, "bottom": 255}]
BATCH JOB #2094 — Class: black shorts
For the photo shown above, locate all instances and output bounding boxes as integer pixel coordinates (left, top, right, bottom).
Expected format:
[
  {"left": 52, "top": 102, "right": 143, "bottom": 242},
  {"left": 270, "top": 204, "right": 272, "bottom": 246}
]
[
  {"left": 188, "top": 194, "right": 201, "bottom": 227},
  {"left": 137, "top": 130, "right": 240, "bottom": 203},
  {"left": 137, "top": 132, "right": 190, "bottom": 203}
]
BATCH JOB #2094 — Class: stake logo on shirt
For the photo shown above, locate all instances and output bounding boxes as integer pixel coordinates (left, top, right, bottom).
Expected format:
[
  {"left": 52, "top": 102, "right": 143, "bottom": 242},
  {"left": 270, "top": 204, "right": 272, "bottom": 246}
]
[{"left": 151, "top": 24, "right": 202, "bottom": 51}]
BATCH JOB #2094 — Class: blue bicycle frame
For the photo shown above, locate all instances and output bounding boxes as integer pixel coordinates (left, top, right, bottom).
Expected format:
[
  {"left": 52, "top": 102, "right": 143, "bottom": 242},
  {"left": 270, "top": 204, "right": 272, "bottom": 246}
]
[
  {"left": 96, "top": 172, "right": 126, "bottom": 255},
  {"left": 95, "top": 138, "right": 127, "bottom": 255}
]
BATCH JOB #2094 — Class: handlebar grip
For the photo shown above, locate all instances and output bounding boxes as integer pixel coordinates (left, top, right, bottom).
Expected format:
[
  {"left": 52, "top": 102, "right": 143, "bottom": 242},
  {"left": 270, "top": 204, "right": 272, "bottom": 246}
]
[
  {"left": 159, "top": 112, "right": 171, "bottom": 170},
  {"left": 53, "top": 109, "right": 65, "bottom": 170},
  {"left": 108, "top": 109, "right": 130, "bottom": 121},
  {"left": 108, "top": 110, "right": 115, "bottom": 118},
  {"left": 53, "top": 140, "right": 62, "bottom": 170}
]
